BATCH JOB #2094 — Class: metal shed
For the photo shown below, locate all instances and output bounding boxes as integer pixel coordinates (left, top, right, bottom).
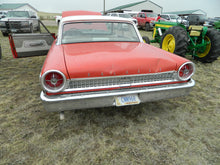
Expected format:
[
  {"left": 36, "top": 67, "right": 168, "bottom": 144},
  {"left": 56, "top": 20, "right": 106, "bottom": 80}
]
[
  {"left": 105, "top": 0, "right": 163, "bottom": 14},
  {"left": 163, "top": 9, "right": 207, "bottom": 16}
]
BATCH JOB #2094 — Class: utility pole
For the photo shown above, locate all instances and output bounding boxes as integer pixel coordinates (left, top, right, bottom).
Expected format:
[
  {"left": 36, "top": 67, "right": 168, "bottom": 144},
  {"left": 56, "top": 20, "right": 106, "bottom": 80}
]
[{"left": 103, "top": 0, "right": 106, "bottom": 15}]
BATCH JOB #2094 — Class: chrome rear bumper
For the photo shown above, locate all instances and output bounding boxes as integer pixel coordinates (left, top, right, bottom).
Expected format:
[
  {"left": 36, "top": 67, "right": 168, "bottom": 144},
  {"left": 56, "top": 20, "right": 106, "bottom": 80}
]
[{"left": 40, "top": 79, "right": 195, "bottom": 112}]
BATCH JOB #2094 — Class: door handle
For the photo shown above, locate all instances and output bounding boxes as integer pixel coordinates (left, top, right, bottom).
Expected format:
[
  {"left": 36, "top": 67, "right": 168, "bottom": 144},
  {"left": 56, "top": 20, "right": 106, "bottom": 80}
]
[{"left": 29, "top": 41, "right": 44, "bottom": 47}]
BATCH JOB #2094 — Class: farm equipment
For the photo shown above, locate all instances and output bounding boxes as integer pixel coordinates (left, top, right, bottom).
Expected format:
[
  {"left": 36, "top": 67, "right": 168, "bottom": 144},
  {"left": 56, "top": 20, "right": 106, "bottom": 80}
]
[
  {"left": 143, "top": 20, "right": 220, "bottom": 63},
  {"left": 214, "top": 21, "right": 220, "bottom": 31}
]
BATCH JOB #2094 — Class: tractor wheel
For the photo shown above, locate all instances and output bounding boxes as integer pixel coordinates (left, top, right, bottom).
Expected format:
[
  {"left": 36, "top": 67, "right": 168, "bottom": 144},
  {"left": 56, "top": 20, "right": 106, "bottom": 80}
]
[
  {"left": 160, "top": 26, "right": 188, "bottom": 57},
  {"left": 194, "top": 29, "right": 220, "bottom": 63},
  {"left": 142, "top": 36, "right": 150, "bottom": 44}
]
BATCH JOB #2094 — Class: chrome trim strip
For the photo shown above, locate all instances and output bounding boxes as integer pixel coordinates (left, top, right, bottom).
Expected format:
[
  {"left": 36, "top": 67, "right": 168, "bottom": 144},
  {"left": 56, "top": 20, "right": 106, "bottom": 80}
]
[{"left": 70, "top": 71, "right": 176, "bottom": 80}]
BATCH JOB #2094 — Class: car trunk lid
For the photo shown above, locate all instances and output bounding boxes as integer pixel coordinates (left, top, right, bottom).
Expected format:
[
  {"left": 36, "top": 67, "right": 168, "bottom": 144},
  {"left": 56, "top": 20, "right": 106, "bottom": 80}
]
[{"left": 62, "top": 42, "right": 185, "bottom": 79}]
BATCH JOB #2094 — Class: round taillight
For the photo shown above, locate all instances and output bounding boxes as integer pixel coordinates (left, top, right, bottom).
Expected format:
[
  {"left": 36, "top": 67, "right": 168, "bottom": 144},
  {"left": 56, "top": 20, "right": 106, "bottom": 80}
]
[
  {"left": 178, "top": 62, "right": 195, "bottom": 81},
  {"left": 41, "top": 70, "right": 66, "bottom": 93}
]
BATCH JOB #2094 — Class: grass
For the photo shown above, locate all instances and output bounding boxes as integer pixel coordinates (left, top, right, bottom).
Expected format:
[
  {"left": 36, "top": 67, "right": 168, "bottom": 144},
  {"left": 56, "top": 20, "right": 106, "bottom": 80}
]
[
  {"left": 0, "top": 27, "right": 220, "bottom": 165},
  {"left": 37, "top": 12, "right": 61, "bottom": 20}
]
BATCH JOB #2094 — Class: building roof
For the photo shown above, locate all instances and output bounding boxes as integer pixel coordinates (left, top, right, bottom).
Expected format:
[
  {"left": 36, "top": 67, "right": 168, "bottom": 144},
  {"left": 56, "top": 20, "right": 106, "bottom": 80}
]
[
  {"left": 106, "top": 0, "right": 162, "bottom": 13},
  {"left": 163, "top": 9, "right": 207, "bottom": 16},
  {"left": 0, "top": 3, "right": 38, "bottom": 12}
]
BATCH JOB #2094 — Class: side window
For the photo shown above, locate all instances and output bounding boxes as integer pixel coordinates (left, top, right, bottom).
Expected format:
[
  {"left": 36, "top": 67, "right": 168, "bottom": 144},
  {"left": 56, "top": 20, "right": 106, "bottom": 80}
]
[
  {"left": 138, "top": 13, "right": 142, "bottom": 18},
  {"left": 112, "top": 13, "right": 117, "bottom": 17},
  {"left": 141, "top": 14, "right": 143, "bottom": 18},
  {"left": 161, "top": 15, "right": 165, "bottom": 19}
]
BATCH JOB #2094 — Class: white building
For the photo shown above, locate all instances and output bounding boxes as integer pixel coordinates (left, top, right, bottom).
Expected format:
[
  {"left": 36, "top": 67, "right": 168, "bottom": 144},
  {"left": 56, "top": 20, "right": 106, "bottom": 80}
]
[{"left": 106, "top": 0, "right": 163, "bottom": 14}]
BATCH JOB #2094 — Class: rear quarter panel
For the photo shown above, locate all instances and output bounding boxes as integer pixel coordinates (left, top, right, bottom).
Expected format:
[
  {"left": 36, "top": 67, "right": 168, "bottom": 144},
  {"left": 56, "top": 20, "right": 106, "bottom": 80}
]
[{"left": 40, "top": 42, "right": 69, "bottom": 79}]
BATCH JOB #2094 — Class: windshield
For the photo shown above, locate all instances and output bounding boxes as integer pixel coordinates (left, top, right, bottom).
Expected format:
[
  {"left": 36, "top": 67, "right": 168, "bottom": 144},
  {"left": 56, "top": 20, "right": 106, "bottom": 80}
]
[
  {"left": 170, "top": 15, "right": 178, "bottom": 19},
  {"left": 6, "top": 11, "right": 29, "bottom": 18},
  {"left": 119, "top": 14, "right": 132, "bottom": 18},
  {"left": 62, "top": 22, "right": 140, "bottom": 44},
  {"left": 146, "top": 13, "right": 157, "bottom": 18}
]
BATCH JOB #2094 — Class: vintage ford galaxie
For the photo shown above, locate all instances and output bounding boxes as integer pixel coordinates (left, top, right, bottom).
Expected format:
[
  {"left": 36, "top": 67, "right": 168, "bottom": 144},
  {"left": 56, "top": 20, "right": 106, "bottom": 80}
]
[{"left": 9, "top": 11, "right": 195, "bottom": 115}]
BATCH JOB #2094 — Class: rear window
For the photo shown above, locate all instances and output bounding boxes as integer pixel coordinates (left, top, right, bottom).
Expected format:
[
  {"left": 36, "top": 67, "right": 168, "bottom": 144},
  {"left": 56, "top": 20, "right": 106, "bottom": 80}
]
[
  {"left": 146, "top": 13, "right": 157, "bottom": 18},
  {"left": 62, "top": 22, "right": 140, "bottom": 44},
  {"left": 170, "top": 15, "right": 178, "bottom": 19},
  {"left": 119, "top": 14, "right": 132, "bottom": 18}
]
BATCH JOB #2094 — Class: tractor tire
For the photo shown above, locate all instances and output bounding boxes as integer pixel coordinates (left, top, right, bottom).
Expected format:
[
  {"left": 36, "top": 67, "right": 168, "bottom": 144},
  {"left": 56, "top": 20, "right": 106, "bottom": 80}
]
[
  {"left": 160, "top": 26, "right": 188, "bottom": 57},
  {"left": 142, "top": 36, "right": 150, "bottom": 44},
  {"left": 194, "top": 29, "right": 220, "bottom": 63}
]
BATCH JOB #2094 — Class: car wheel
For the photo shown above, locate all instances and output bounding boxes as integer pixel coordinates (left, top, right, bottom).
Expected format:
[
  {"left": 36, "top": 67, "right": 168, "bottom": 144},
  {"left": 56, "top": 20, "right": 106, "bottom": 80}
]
[
  {"left": 194, "top": 29, "right": 220, "bottom": 63},
  {"left": 30, "top": 24, "right": 33, "bottom": 33},
  {"left": 145, "top": 23, "right": 150, "bottom": 31},
  {"left": 2, "top": 32, "right": 8, "bottom": 37},
  {"left": 37, "top": 25, "right": 40, "bottom": 32},
  {"left": 160, "top": 26, "right": 188, "bottom": 57},
  {"left": 142, "top": 36, "right": 150, "bottom": 44}
]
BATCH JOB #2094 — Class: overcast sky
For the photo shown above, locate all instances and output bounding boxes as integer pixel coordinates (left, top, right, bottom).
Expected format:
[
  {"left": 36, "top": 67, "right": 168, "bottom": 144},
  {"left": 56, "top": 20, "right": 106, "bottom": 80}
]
[{"left": 1, "top": 0, "right": 219, "bottom": 17}]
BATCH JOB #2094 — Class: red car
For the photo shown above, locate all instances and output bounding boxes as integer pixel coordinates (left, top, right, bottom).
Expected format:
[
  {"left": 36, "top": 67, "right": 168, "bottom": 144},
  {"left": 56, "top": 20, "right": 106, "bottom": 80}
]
[{"left": 9, "top": 11, "right": 195, "bottom": 116}]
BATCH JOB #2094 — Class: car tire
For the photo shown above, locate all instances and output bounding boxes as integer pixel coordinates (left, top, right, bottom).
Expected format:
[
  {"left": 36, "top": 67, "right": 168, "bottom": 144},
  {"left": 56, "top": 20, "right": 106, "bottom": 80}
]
[
  {"left": 142, "top": 36, "right": 150, "bottom": 44},
  {"left": 30, "top": 24, "right": 33, "bottom": 33},
  {"left": 37, "top": 25, "right": 40, "bottom": 32},
  {"left": 194, "top": 28, "right": 220, "bottom": 63},
  {"left": 145, "top": 23, "right": 150, "bottom": 31},
  {"left": 160, "top": 26, "right": 188, "bottom": 57},
  {"left": 2, "top": 32, "right": 8, "bottom": 37}
]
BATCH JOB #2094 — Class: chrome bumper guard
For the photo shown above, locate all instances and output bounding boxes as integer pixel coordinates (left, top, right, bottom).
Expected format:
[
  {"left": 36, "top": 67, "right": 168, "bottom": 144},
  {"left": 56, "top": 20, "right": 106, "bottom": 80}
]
[{"left": 40, "top": 79, "right": 195, "bottom": 112}]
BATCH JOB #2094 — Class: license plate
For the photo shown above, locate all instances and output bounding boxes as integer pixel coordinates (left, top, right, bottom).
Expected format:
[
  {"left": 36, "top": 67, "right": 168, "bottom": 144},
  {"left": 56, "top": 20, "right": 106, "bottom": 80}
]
[
  {"left": 11, "top": 29, "right": 18, "bottom": 32},
  {"left": 115, "top": 95, "right": 140, "bottom": 106}
]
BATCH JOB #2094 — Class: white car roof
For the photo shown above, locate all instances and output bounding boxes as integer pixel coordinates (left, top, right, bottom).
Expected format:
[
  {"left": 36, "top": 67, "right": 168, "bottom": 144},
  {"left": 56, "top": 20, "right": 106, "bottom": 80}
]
[
  {"left": 57, "top": 15, "right": 140, "bottom": 45},
  {"left": 108, "top": 13, "right": 129, "bottom": 15},
  {"left": 161, "top": 14, "right": 178, "bottom": 16},
  {"left": 61, "top": 15, "right": 133, "bottom": 24}
]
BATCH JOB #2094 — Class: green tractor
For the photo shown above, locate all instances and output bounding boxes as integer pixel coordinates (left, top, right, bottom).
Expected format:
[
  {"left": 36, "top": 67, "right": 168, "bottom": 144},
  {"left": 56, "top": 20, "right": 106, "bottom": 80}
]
[
  {"left": 143, "top": 20, "right": 220, "bottom": 63},
  {"left": 214, "top": 21, "right": 220, "bottom": 31}
]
